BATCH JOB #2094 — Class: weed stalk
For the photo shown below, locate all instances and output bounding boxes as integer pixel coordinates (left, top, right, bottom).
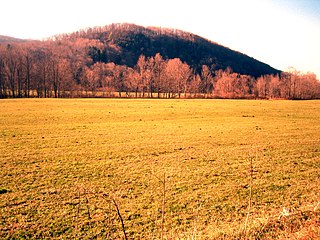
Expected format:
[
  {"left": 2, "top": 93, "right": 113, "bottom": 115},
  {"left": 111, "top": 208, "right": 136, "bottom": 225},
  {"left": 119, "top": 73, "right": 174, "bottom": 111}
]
[{"left": 112, "top": 198, "right": 128, "bottom": 240}]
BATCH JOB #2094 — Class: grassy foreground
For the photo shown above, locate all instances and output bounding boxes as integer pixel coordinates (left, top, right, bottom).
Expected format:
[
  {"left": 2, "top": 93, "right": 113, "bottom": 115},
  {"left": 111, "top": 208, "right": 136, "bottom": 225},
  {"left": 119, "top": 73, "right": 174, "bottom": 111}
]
[{"left": 0, "top": 99, "right": 319, "bottom": 239}]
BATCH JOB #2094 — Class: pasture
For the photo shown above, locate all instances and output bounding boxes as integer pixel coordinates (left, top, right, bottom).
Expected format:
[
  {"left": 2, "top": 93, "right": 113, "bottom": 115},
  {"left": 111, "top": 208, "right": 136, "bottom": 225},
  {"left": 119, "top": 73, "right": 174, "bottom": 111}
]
[{"left": 0, "top": 99, "right": 319, "bottom": 239}]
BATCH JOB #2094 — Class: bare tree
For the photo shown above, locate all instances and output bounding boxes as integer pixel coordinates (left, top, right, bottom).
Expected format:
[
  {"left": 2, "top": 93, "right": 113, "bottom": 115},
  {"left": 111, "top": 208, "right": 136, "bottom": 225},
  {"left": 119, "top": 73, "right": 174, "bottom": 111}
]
[
  {"left": 0, "top": 45, "right": 6, "bottom": 98},
  {"left": 124, "top": 67, "right": 139, "bottom": 97},
  {"left": 113, "top": 65, "right": 127, "bottom": 97},
  {"left": 256, "top": 75, "right": 271, "bottom": 99},
  {"left": 3, "top": 44, "right": 18, "bottom": 97},
  {"left": 33, "top": 47, "right": 52, "bottom": 97},
  {"left": 300, "top": 73, "right": 320, "bottom": 99},
  {"left": 269, "top": 75, "right": 281, "bottom": 99},
  {"left": 200, "top": 65, "right": 214, "bottom": 98},
  {"left": 164, "top": 58, "right": 191, "bottom": 98},
  {"left": 214, "top": 67, "right": 234, "bottom": 98},
  {"left": 187, "top": 73, "right": 201, "bottom": 98},
  {"left": 136, "top": 55, "right": 150, "bottom": 97},
  {"left": 22, "top": 44, "right": 35, "bottom": 97},
  {"left": 152, "top": 53, "right": 166, "bottom": 98}
]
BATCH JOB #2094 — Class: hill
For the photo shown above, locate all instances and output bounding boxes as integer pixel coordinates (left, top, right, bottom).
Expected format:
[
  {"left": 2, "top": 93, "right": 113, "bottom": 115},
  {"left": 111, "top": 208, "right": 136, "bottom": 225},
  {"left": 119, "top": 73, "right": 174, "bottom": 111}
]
[
  {"left": 63, "top": 23, "right": 280, "bottom": 77},
  {"left": 0, "top": 35, "right": 30, "bottom": 43},
  {"left": 3, "top": 23, "right": 318, "bottom": 99},
  {"left": 0, "top": 24, "right": 280, "bottom": 77}
]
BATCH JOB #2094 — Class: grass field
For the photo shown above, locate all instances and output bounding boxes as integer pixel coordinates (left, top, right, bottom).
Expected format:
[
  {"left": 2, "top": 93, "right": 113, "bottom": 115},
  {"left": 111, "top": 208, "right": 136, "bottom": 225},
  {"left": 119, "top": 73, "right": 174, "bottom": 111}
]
[{"left": 0, "top": 99, "right": 319, "bottom": 239}]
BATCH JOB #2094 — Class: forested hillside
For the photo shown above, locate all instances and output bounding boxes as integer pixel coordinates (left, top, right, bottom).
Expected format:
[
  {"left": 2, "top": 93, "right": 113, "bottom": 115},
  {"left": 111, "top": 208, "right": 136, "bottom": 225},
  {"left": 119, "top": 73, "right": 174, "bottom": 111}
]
[
  {"left": 0, "top": 23, "right": 319, "bottom": 99},
  {"left": 65, "top": 23, "right": 280, "bottom": 77}
]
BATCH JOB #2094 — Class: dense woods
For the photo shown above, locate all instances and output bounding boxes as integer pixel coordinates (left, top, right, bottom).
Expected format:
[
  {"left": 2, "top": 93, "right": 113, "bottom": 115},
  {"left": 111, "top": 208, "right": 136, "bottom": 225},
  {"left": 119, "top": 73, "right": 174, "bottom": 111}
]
[{"left": 0, "top": 23, "right": 319, "bottom": 99}]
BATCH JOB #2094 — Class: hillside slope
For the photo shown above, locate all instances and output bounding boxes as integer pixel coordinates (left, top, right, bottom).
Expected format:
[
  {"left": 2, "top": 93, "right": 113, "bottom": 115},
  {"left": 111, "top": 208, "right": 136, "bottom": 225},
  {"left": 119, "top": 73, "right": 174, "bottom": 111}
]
[
  {"left": 65, "top": 23, "right": 280, "bottom": 77},
  {"left": 0, "top": 35, "right": 30, "bottom": 43}
]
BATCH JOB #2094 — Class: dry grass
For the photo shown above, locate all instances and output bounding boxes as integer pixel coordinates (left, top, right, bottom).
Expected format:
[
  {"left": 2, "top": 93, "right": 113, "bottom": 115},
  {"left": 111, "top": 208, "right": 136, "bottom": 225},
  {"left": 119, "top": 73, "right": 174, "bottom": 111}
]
[{"left": 0, "top": 99, "right": 319, "bottom": 239}]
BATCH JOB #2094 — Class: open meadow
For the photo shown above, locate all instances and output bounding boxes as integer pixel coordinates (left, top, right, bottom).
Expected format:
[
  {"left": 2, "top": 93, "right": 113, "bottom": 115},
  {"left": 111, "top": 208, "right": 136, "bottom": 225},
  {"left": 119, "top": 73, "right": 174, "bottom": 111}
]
[{"left": 0, "top": 99, "right": 319, "bottom": 239}]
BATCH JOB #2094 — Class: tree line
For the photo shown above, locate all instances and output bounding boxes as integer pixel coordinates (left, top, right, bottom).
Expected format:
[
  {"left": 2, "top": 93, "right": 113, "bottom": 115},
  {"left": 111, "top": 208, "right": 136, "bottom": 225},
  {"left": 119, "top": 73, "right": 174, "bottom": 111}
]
[{"left": 0, "top": 40, "right": 319, "bottom": 99}]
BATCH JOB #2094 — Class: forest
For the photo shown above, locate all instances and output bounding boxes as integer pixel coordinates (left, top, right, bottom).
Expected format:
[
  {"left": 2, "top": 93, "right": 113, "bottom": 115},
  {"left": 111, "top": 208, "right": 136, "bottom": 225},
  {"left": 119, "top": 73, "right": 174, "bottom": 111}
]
[{"left": 0, "top": 23, "right": 319, "bottom": 99}]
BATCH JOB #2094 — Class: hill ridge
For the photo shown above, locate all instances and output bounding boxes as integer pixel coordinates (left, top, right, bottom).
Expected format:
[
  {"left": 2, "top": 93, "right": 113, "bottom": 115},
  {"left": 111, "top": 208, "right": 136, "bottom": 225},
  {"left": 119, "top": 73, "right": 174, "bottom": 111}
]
[
  {"left": 55, "top": 23, "right": 280, "bottom": 77},
  {"left": 0, "top": 35, "right": 31, "bottom": 43}
]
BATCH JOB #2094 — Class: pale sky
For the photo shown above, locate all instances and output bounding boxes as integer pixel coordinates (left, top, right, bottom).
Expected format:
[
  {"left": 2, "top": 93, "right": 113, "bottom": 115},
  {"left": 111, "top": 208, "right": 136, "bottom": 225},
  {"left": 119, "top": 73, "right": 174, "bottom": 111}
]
[{"left": 1, "top": 0, "right": 320, "bottom": 78}]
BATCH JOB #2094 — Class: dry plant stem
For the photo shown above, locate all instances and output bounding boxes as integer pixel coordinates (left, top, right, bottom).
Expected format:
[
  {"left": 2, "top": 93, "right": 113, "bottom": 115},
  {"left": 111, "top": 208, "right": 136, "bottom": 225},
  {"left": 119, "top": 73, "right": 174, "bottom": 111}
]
[
  {"left": 244, "top": 154, "right": 253, "bottom": 235},
  {"left": 111, "top": 198, "right": 128, "bottom": 240}
]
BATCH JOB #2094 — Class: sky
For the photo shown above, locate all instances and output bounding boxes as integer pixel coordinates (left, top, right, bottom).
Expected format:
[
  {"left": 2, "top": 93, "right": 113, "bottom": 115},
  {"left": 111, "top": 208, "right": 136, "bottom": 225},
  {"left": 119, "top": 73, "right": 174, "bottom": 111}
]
[{"left": 1, "top": 0, "right": 320, "bottom": 78}]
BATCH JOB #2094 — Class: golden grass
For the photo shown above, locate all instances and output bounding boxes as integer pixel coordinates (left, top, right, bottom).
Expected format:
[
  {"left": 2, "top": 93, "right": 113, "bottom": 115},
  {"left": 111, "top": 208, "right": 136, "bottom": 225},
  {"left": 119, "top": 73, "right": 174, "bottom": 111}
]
[{"left": 0, "top": 99, "right": 319, "bottom": 239}]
